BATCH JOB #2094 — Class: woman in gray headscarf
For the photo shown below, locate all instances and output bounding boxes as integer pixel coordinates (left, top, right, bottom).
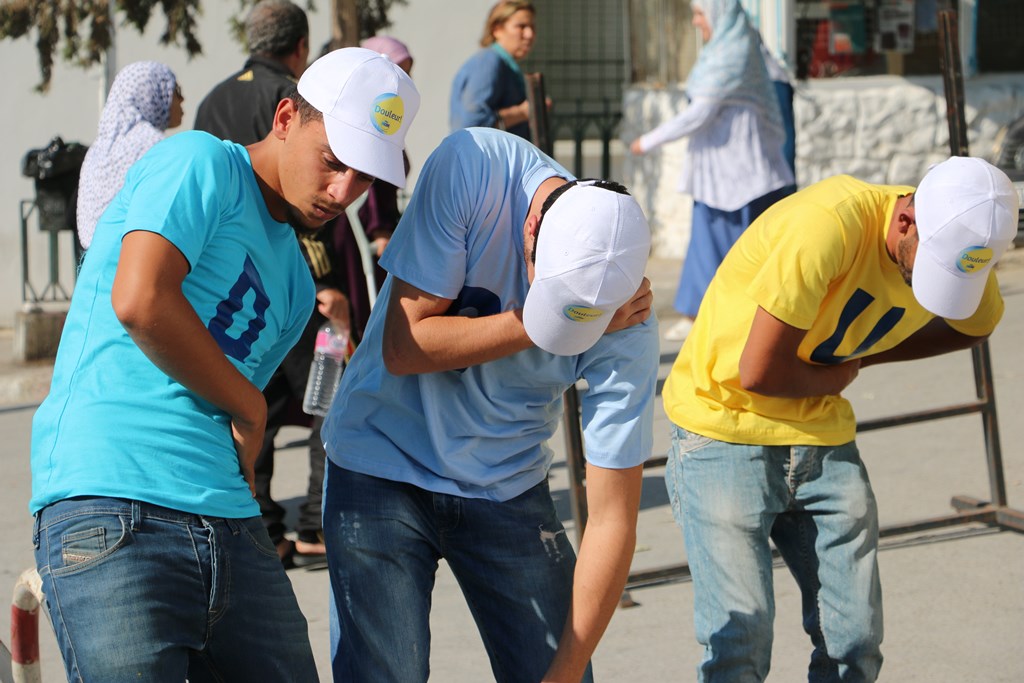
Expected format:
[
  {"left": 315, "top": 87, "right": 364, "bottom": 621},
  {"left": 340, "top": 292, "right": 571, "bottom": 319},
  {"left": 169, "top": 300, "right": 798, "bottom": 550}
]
[
  {"left": 76, "top": 61, "right": 184, "bottom": 250},
  {"left": 630, "top": 0, "right": 794, "bottom": 341}
]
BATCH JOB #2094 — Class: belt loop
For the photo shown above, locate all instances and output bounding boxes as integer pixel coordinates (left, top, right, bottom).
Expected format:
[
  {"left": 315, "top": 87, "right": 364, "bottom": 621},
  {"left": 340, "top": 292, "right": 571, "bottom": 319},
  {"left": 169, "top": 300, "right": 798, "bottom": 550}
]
[
  {"left": 32, "top": 511, "right": 42, "bottom": 549},
  {"left": 131, "top": 500, "right": 142, "bottom": 532}
]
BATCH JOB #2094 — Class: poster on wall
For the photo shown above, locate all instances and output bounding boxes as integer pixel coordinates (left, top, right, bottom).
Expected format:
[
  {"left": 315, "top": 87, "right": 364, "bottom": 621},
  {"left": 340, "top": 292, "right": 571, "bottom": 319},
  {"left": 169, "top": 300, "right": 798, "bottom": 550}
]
[
  {"left": 876, "top": 0, "right": 916, "bottom": 53},
  {"left": 828, "top": 3, "right": 868, "bottom": 55}
]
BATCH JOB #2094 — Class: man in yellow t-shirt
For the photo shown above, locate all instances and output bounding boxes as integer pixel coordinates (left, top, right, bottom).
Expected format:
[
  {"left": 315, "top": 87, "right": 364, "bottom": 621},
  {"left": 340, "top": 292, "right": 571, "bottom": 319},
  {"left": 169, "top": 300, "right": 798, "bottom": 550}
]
[{"left": 662, "top": 156, "right": 1018, "bottom": 682}]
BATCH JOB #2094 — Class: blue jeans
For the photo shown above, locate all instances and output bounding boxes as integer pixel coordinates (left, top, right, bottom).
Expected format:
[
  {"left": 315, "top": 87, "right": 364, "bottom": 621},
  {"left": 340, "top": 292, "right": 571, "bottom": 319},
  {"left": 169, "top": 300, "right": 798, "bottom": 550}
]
[
  {"left": 33, "top": 497, "right": 318, "bottom": 682},
  {"left": 665, "top": 426, "right": 883, "bottom": 682},
  {"left": 323, "top": 461, "right": 594, "bottom": 683}
]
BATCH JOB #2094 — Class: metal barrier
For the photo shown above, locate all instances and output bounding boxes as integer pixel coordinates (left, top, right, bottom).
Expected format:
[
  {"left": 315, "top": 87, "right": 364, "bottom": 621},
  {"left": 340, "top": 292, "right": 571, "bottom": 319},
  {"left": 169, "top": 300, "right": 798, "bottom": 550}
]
[
  {"left": 525, "top": 73, "right": 553, "bottom": 156},
  {"left": 6, "top": 568, "right": 43, "bottom": 683},
  {"left": 549, "top": 100, "right": 622, "bottom": 180},
  {"left": 611, "top": 340, "right": 1024, "bottom": 589},
  {"left": 560, "top": 9, "right": 1024, "bottom": 591},
  {"left": 526, "top": 74, "right": 622, "bottom": 180},
  {"left": 19, "top": 199, "right": 72, "bottom": 306}
]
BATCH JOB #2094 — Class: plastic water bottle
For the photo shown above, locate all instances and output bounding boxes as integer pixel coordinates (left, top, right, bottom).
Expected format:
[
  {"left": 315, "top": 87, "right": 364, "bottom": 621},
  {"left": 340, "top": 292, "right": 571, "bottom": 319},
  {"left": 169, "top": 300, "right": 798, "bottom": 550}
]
[{"left": 302, "top": 322, "right": 350, "bottom": 416}]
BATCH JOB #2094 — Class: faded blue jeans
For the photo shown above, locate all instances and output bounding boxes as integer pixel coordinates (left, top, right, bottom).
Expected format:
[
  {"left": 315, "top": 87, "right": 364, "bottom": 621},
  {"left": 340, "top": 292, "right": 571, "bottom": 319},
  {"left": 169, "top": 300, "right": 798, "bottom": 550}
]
[
  {"left": 33, "top": 497, "right": 318, "bottom": 682},
  {"left": 323, "top": 461, "right": 594, "bottom": 683},
  {"left": 666, "top": 426, "right": 884, "bottom": 682}
]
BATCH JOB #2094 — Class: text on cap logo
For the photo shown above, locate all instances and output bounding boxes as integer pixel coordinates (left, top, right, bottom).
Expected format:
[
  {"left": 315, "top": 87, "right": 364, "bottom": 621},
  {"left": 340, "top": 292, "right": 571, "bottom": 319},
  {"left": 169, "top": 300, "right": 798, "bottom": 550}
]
[
  {"left": 371, "top": 93, "right": 404, "bottom": 135},
  {"left": 957, "top": 246, "right": 992, "bottom": 273},
  {"left": 563, "top": 305, "right": 604, "bottom": 323}
]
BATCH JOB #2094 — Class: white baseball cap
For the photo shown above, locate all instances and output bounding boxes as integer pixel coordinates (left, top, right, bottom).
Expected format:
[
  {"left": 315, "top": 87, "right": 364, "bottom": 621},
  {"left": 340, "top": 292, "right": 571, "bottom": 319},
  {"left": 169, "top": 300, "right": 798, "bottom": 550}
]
[
  {"left": 523, "top": 182, "right": 652, "bottom": 356},
  {"left": 912, "top": 156, "right": 1018, "bottom": 320},
  {"left": 297, "top": 47, "right": 419, "bottom": 188}
]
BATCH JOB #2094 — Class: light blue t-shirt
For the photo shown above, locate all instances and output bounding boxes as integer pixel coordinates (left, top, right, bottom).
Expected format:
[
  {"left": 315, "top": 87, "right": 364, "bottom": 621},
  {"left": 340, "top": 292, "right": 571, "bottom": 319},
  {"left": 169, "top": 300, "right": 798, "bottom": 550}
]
[
  {"left": 30, "top": 131, "right": 314, "bottom": 517},
  {"left": 321, "top": 128, "right": 658, "bottom": 502},
  {"left": 449, "top": 46, "right": 530, "bottom": 140}
]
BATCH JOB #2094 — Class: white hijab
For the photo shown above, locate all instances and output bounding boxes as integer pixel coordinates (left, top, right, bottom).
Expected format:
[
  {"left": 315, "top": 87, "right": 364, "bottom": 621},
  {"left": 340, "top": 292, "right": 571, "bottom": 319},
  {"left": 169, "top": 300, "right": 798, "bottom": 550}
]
[{"left": 76, "top": 61, "right": 177, "bottom": 249}]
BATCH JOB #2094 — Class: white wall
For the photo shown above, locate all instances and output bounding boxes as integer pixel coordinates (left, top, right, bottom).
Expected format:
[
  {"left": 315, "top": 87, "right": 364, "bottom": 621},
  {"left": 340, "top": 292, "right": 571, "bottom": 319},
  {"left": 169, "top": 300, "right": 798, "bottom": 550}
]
[
  {"left": 0, "top": 1, "right": 494, "bottom": 329},
  {"left": 623, "top": 73, "right": 1024, "bottom": 260}
]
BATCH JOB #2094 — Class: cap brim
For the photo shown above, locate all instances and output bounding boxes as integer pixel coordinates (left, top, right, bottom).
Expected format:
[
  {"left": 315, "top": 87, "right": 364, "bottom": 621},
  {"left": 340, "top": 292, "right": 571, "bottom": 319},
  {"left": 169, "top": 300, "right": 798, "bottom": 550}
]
[
  {"left": 322, "top": 116, "right": 406, "bottom": 189},
  {"left": 523, "top": 281, "right": 612, "bottom": 356},
  {"left": 911, "top": 245, "right": 987, "bottom": 320}
]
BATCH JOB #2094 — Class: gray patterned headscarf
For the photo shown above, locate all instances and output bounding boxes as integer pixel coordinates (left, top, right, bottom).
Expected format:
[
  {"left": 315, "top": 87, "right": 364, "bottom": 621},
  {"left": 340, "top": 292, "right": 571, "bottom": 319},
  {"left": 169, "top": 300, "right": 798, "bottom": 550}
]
[
  {"left": 76, "top": 61, "right": 177, "bottom": 249},
  {"left": 686, "top": 0, "right": 781, "bottom": 130}
]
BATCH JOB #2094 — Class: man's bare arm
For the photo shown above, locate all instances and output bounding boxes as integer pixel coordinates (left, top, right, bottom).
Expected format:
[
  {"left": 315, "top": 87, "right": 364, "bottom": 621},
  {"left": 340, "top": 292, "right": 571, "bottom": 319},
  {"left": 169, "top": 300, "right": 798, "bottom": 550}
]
[
  {"left": 859, "top": 317, "right": 988, "bottom": 367},
  {"left": 381, "top": 278, "right": 534, "bottom": 375},
  {"left": 739, "top": 306, "right": 860, "bottom": 398},
  {"left": 111, "top": 230, "right": 267, "bottom": 491},
  {"left": 543, "top": 463, "right": 643, "bottom": 682},
  {"left": 382, "top": 277, "right": 653, "bottom": 376}
]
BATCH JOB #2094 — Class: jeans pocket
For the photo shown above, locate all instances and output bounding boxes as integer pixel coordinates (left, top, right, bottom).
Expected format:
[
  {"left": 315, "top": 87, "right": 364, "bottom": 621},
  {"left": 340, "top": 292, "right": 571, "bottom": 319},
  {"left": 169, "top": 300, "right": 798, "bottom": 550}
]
[
  {"left": 673, "top": 426, "right": 713, "bottom": 457},
  {"left": 237, "top": 517, "right": 280, "bottom": 560},
  {"left": 50, "top": 514, "right": 130, "bottom": 577}
]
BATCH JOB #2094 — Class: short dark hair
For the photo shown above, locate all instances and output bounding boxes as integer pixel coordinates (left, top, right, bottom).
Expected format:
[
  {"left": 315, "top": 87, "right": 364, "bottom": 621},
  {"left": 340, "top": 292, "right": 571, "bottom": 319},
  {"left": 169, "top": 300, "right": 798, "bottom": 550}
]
[
  {"left": 531, "top": 179, "right": 631, "bottom": 264},
  {"left": 289, "top": 90, "right": 322, "bottom": 126},
  {"left": 246, "top": 0, "right": 309, "bottom": 58}
]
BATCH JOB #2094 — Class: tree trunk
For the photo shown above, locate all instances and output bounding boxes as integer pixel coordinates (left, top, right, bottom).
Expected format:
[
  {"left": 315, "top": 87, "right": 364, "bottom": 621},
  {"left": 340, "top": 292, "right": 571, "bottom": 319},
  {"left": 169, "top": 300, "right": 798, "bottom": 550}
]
[{"left": 330, "top": 0, "right": 360, "bottom": 51}]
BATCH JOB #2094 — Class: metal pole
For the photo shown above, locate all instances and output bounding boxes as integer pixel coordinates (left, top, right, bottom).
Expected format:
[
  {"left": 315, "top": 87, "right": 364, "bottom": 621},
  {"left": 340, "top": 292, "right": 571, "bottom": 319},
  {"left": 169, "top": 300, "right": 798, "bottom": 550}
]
[
  {"left": 525, "top": 73, "right": 553, "bottom": 156},
  {"left": 524, "top": 70, "right": 590, "bottom": 544},
  {"left": 937, "top": 7, "right": 1008, "bottom": 509},
  {"left": 19, "top": 201, "right": 39, "bottom": 307},
  {"left": 938, "top": 10, "right": 969, "bottom": 157},
  {"left": 102, "top": 0, "right": 117, "bottom": 101},
  {"left": 561, "top": 385, "right": 589, "bottom": 546}
]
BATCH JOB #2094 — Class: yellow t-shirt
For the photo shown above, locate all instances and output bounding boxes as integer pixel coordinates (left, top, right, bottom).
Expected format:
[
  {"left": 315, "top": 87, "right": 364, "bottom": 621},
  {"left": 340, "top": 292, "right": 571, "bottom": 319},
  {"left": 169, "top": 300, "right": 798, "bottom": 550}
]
[{"left": 663, "top": 174, "right": 1004, "bottom": 446}]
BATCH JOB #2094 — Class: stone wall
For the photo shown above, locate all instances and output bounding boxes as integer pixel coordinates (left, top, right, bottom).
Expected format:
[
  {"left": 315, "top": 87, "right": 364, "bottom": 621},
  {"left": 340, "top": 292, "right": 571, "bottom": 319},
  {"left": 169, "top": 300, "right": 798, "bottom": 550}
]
[{"left": 623, "top": 73, "right": 1024, "bottom": 259}]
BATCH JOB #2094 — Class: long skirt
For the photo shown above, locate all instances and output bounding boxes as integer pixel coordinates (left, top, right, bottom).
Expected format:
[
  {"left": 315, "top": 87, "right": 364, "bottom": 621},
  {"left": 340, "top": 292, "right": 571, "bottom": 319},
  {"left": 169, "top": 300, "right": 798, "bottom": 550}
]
[{"left": 674, "top": 184, "right": 796, "bottom": 316}]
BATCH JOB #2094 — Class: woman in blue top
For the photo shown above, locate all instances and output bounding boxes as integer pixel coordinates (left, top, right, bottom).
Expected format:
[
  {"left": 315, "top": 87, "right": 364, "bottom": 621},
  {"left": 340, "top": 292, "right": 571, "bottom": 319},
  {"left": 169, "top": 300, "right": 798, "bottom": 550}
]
[
  {"left": 449, "top": 0, "right": 541, "bottom": 139},
  {"left": 630, "top": 0, "right": 795, "bottom": 341}
]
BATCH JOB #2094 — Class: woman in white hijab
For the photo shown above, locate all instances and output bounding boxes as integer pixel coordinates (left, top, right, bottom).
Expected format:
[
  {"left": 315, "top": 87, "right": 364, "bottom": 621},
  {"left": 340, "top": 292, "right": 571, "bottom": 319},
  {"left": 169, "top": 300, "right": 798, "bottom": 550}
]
[
  {"left": 75, "top": 61, "right": 184, "bottom": 250},
  {"left": 630, "top": 0, "right": 794, "bottom": 341}
]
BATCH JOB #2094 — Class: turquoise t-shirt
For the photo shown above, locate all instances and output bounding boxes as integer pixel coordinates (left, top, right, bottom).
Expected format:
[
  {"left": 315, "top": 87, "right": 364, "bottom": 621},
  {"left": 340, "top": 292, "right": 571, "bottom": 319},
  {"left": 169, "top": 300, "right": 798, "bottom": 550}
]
[
  {"left": 321, "top": 129, "right": 659, "bottom": 502},
  {"left": 30, "top": 131, "right": 314, "bottom": 517}
]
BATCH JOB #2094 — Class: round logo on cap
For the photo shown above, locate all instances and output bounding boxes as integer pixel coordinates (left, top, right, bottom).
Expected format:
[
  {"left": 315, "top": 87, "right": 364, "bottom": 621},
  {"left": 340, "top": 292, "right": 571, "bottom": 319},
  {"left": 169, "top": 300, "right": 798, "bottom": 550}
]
[
  {"left": 957, "top": 246, "right": 992, "bottom": 273},
  {"left": 371, "top": 93, "right": 404, "bottom": 135},
  {"left": 563, "top": 305, "right": 604, "bottom": 323}
]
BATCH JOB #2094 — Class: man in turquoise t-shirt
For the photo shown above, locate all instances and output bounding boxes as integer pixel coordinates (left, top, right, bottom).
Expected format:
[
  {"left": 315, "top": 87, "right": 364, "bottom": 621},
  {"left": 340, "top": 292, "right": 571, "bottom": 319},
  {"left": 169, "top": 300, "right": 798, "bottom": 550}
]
[
  {"left": 30, "top": 48, "right": 418, "bottom": 682},
  {"left": 322, "top": 128, "right": 658, "bottom": 682}
]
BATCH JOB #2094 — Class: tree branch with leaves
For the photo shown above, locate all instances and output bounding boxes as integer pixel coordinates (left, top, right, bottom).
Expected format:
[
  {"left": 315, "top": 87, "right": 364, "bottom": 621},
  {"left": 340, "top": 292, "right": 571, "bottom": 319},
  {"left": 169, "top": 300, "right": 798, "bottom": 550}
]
[{"left": 0, "top": 0, "right": 405, "bottom": 92}]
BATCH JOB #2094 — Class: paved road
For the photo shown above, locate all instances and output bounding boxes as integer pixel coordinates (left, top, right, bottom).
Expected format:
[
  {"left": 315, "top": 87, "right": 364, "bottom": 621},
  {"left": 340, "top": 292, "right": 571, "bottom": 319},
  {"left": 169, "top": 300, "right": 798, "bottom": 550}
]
[{"left": 2, "top": 255, "right": 1024, "bottom": 681}]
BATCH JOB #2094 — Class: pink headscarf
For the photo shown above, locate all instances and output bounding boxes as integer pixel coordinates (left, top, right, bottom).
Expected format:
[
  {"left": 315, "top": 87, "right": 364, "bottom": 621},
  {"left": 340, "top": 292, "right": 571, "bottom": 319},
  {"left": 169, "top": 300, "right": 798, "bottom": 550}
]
[{"left": 361, "top": 36, "right": 412, "bottom": 67}]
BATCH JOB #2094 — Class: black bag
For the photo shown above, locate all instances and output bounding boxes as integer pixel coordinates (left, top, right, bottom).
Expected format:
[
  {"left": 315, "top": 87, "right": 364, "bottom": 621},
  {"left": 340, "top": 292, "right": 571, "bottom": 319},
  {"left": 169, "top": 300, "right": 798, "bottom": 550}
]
[{"left": 21, "top": 136, "right": 89, "bottom": 232}]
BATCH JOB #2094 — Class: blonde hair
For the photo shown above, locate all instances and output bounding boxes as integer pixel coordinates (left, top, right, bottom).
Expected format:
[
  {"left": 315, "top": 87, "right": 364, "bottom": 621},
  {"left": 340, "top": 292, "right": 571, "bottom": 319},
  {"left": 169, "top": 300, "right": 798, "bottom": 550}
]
[{"left": 479, "top": 1, "right": 536, "bottom": 47}]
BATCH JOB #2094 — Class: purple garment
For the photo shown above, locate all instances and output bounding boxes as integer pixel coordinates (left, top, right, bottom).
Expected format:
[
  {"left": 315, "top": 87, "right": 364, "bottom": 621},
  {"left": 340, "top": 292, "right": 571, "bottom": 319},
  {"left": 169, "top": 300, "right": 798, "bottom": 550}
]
[{"left": 330, "top": 173, "right": 404, "bottom": 339}]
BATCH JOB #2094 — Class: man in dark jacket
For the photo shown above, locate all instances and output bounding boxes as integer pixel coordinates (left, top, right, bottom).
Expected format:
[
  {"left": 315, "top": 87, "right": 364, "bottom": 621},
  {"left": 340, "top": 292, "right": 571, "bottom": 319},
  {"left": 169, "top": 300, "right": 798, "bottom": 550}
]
[
  {"left": 195, "top": 0, "right": 337, "bottom": 568},
  {"left": 195, "top": 0, "right": 309, "bottom": 144}
]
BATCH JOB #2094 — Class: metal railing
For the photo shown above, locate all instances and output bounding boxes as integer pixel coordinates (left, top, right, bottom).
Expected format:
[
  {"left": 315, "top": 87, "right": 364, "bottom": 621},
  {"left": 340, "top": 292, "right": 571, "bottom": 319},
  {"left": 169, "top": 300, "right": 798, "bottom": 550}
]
[
  {"left": 526, "top": 79, "right": 622, "bottom": 181},
  {"left": 550, "top": 12, "right": 1024, "bottom": 594},
  {"left": 19, "top": 199, "right": 73, "bottom": 306},
  {"left": 549, "top": 99, "right": 623, "bottom": 181}
]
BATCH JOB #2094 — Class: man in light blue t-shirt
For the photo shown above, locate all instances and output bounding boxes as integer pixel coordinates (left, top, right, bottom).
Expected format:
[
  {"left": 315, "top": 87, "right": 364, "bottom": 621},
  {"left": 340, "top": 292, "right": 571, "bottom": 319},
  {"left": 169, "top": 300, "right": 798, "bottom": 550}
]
[
  {"left": 30, "top": 48, "right": 419, "bottom": 682},
  {"left": 321, "top": 128, "right": 658, "bottom": 683}
]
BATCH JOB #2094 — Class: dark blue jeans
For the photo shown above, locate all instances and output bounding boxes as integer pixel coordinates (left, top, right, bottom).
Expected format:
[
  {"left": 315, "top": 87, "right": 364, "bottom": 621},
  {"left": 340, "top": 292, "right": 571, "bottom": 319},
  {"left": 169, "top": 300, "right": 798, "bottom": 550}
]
[
  {"left": 33, "top": 497, "right": 319, "bottom": 682},
  {"left": 323, "top": 462, "right": 594, "bottom": 683}
]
